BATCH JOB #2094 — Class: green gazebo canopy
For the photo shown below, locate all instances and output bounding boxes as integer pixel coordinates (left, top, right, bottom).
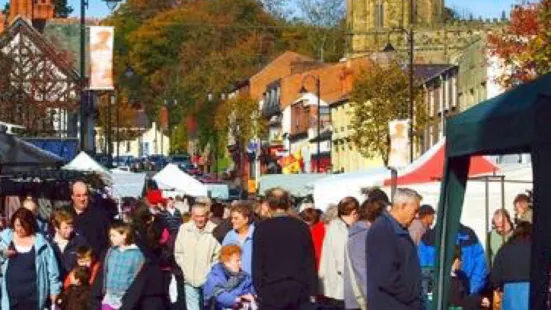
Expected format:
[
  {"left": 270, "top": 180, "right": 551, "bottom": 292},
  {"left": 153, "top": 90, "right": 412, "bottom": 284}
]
[{"left": 434, "top": 72, "right": 551, "bottom": 309}]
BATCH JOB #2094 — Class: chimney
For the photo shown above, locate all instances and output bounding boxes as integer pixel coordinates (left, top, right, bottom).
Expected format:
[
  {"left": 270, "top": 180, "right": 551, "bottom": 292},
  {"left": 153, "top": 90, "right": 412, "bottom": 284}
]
[
  {"left": 0, "top": 12, "right": 5, "bottom": 34},
  {"left": 33, "top": 0, "right": 55, "bottom": 20},
  {"left": 9, "top": 0, "right": 54, "bottom": 24}
]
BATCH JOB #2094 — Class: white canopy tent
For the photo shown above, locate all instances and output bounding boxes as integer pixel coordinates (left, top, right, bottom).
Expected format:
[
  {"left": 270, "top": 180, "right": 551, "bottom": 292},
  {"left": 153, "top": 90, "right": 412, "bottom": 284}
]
[
  {"left": 391, "top": 165, "right": 532, "bottom": 249},
  {"left": 153, "top": 164, "right": 208, "bottom": 197},
  {"left": 313, "top": 168, "right": 391, "bottom": 211},
  {"left": 312, "top": 142, "right": 532, "bottom": 251},
  {"left": 63, "top": 151, "right": 112, "bottom": 185},
  {"left": 110, "top": 170, "right": 147, "bottom": 199}
]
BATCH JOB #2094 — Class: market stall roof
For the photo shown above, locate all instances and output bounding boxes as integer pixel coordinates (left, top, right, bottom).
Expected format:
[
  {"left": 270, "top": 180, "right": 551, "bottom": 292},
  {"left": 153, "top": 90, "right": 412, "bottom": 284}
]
[
  {"left": 153, "top": 164, "right": 208, "bottom": 197},
  {"left": 63, "top": 151, "right": 112, "bottom": 184},
  {"left": 23, "top": 138, "right": 79, "bottom": 162},
  {"left": 259, "top": 173, "right": 328, "bottom": 198},
  {"left": 382, "top": 139, "right": 498, "bottom": 186},
  {"left": 111, "top": 170, "right": 146, "bottom": 199},
  {"left": 0, "top": 132, "right": 63, "bottom": 172},
  {"left": 313, "top": 168, "right": 391, "bottom": 211},
  {"left": 433, "top": 72, "right": 551, "bottom": 309}
]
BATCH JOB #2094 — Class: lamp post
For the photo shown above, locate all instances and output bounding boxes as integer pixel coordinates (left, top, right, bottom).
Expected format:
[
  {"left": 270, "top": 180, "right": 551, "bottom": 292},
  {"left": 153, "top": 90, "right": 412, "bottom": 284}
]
[
  {"left": 299, "top": 75, "right": 321, "bottom": 173},
  {"left": 79, "top": 0, "right": 123, "bottom": 153},
  {"left": 106, "top": 94, "right": 113, "bottom": 166},
  {"left": 118, "top": 65, "right": 136, "bottom": 162},
  {"left": 381, "top": 34, "right": 414, "bottom": 163},
  {"left": 163, "top": 98, "right": 177, "bottom": 157}
]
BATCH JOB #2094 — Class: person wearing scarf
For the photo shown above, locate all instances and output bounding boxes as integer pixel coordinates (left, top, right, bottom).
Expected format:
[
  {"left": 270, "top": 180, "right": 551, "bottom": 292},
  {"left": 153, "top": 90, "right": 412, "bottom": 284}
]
[{"left": 204, "top": 245, "right": 255, "bottom": 310}]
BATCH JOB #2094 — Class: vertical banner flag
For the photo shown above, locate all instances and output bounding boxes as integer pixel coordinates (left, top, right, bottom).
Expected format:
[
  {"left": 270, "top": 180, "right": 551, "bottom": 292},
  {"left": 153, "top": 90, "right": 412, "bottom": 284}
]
[
  {"left": 388, "top": 119, "right": 410, "bottom": 168},
  {"left": 89, "top": 26, "right": 114, "bottom": 90}
]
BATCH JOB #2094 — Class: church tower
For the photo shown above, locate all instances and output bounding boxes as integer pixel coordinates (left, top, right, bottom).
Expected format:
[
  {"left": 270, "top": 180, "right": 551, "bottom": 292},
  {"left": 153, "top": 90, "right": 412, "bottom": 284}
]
[
  {"left": 347, "top": 0, "right": 444, "bottom": 33},
  {"left": 8, "top": 0, "right": 55, "bottom": 24}
]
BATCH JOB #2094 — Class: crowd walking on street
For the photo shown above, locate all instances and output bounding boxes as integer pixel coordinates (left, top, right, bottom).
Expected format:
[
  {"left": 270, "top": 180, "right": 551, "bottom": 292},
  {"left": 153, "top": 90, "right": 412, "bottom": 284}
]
[{"left": 0, "top": 179, "right": 535, "bottom": 310}]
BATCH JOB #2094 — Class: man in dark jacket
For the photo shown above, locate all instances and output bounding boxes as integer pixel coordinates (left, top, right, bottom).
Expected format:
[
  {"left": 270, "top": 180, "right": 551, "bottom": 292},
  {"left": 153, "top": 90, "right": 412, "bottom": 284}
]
[
  {"left": 365, "top": 188, "right": 423, "bottom": 310},
  {"left": 67, "top": 181, "right": 113, "bottom": 257},
  {"left": 252, "top": 188, "right": 317, "bottom": 309}
]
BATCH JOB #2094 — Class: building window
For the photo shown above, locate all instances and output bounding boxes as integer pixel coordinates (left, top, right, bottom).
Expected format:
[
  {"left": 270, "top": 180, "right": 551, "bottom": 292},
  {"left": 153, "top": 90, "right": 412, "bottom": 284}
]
[
  {"left": 376, "top": 0, "right": 384, "bottom": 28},
  {"left": 126, "top": 141, "right": 131, "bottom": 152}
]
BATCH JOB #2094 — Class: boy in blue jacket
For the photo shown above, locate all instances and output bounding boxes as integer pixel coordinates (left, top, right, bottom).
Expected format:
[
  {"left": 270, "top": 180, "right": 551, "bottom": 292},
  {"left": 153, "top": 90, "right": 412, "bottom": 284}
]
[{"left": 204, "top": 245, "right": 255, "bottom": 310}]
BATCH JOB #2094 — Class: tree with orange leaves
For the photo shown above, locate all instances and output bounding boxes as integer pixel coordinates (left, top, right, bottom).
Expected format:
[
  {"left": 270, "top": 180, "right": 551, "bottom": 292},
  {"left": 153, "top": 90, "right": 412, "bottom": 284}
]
[{"left": 488, "top": 1, "right": 551, "bottom": 88}]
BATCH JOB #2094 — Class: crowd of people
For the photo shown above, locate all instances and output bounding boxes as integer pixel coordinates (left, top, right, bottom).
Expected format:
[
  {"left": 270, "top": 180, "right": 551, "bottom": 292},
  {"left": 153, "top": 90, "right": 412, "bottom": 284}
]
[{"left": 0, "top": 180, "right": 534, "bottom": 310}]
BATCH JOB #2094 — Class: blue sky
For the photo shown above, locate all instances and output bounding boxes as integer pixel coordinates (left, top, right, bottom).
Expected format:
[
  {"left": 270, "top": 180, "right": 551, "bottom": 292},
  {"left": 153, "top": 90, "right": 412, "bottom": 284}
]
[
  {"left": 447, "top": 0, "right": 520, "bottom": 19},
  {"left": 0, "top": 0, "right": 520, "bottom": 19}
]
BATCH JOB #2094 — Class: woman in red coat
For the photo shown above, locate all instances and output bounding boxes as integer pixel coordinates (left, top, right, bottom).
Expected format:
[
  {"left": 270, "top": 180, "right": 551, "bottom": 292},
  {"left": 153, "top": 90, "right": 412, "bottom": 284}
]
[{"left": 300, "top": 208, "right": 326, "bottom": 270}]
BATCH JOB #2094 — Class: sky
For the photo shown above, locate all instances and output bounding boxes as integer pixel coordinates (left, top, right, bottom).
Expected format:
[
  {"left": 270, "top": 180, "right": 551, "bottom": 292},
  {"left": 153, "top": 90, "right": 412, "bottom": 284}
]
[
  {"left": 0, "top": 0, "right": 521, "bottom": 19},
  {"left": 446, "top": 0, "right": 520, "bottom": 19}
]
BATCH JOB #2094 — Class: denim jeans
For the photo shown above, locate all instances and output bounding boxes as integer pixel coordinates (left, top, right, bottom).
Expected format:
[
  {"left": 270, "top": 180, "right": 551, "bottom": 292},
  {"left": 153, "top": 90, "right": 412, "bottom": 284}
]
[{"left": 184, "top": 283, "right": 204, "bottom": 310}]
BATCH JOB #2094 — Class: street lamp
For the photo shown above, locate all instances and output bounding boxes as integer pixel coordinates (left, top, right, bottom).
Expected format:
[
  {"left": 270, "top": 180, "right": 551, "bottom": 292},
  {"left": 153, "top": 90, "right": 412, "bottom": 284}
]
[
  {"left": 383, "top": 29, "right": 415, "bottom": 163},
  {"left": 299, "top": 75, "right": 322, "bottom": 173},
  {"left": 163, "top": 98, "right": 177, "bottom": 157},
  {"left": 115, "top": 64, "right": 135, "bottom": 162},
  {"left": 79, "top": 0, "right": 123, "bottom": 153},
  {"left": 103, "top": 0, "right": 121, "bottom": 11}
]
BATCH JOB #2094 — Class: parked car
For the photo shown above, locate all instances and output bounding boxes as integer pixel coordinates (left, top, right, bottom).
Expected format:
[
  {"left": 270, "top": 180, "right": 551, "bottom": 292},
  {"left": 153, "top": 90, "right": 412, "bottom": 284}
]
[
  {"left": 148, "top": 155, "right": 168, "bottom": 170},
  {"left": 180, "top": 163, "right": 201, "bottom": 176},
  {"left": 114, "top": 155, "right": 135, "bottom": 168},
  {"left": 228, "top": 188, "right": 245, "bottom": 201},
  {"left": 170, "top": 154, "right": 191, "bottom": 166}
]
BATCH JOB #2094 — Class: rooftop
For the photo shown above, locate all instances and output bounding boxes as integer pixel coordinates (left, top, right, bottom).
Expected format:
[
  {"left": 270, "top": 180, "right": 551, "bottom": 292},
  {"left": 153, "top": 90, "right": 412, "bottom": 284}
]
[{"left": 414, "top": 64, "right": 457, "bottom": 82}]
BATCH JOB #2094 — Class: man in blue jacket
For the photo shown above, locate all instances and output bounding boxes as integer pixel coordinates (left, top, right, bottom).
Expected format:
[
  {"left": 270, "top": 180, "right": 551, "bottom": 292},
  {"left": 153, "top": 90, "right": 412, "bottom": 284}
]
[
  {"left": 365, "top": 188, "right": 423, "bottom": 310},
  {"left": 418, "top": 224, "right": 488, "bottom": 295}
]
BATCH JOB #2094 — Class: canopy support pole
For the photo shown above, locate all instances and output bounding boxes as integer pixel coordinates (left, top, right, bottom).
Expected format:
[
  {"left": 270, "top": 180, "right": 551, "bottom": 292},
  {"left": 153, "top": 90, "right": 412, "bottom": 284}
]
[
  {"left": 433, "top": 155, "right": 470, "bottom": 310},
  {"left": 530, "top": 143, "right": 551, "bottom": 309}
]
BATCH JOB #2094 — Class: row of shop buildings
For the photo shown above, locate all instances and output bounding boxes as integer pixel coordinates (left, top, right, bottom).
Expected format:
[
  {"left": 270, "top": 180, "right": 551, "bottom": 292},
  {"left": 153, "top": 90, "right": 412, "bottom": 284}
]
[{"left": 228, "top": 46, "right": 505, "bottom": 192}]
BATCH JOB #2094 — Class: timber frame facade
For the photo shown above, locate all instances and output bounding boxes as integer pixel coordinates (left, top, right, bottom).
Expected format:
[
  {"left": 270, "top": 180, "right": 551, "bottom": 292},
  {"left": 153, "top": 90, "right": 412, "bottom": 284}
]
[{"left": 0, "top": 17, "right": 81, "bottom": 136}]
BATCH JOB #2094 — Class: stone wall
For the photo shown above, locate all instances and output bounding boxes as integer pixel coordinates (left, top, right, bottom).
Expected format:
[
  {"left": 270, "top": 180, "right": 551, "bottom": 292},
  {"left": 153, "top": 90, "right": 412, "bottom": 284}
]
[{"left": 348, "top": 20, "right": 506, "bottom": 64}]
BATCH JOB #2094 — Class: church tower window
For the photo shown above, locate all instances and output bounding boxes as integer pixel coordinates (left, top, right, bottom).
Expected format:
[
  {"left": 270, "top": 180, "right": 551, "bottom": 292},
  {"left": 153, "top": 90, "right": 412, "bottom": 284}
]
[{"left": 376, "top": 0, "right": 384, "bottom": 28}]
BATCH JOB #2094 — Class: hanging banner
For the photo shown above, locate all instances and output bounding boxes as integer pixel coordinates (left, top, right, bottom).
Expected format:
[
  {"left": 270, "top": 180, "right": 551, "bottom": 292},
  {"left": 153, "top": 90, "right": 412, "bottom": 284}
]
[
  {"left": 388, "top": 119, "right": 410, "bottom": 168},
  {"left": 89, "top": 26, "right": 114, "bottom": 90}
]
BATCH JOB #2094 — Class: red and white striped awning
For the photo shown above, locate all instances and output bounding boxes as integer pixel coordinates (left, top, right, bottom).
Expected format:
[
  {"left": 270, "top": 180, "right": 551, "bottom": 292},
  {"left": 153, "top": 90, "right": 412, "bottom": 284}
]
[{"left": 383, "top": 139, "right": 499, "bottom": 186}]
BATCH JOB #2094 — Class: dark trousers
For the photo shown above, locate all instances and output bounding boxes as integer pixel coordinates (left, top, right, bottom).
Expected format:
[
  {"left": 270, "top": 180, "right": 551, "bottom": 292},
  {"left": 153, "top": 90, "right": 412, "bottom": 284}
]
[
  {"left": 317, "top": 297, "right": 345, "bottom": 310},
  {"left": 11, "top": 300, "right": 36, "bottom": 310}
]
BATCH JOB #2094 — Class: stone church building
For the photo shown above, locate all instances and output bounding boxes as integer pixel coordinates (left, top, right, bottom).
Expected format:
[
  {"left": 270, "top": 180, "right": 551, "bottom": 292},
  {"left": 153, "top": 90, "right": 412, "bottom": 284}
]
[{"left": 346, "top": 0, "right": 507, "bottom": 110}]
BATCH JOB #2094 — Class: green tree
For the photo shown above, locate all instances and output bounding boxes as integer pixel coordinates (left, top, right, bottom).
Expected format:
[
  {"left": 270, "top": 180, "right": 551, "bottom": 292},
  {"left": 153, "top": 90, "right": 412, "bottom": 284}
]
[
  {"left": 214, "top": 95, "right": 266, "bottom": 148},
  {"left": 350, "top": 61, "right": 427, "bottom": 165},
  {"left": 54, "top": 0, "right": 73, "bottom": 18}
]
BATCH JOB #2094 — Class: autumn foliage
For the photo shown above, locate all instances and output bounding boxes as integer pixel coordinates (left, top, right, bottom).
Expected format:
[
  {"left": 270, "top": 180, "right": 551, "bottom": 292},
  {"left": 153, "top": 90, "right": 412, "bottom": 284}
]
[
  {"left": 350, "top": 61, "right": 426, "bottom": 165},
  {"left": 488, "top": 0, "right": 551, "bottom": 88},
  {"left": 104, "top": 0, "right": 344, "bottom": 154}
]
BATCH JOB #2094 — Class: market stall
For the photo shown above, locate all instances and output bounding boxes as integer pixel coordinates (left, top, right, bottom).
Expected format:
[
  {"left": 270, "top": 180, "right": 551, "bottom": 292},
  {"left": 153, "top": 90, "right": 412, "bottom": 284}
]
[
  {"left": 260, "top": 173, "right": 328, "bottom": 198},
  {"left": 432, "top": 72, "right": 551, "bottom": 309},
  {"left": 153, "top": 163, "right": 208, "bottom": 197}
]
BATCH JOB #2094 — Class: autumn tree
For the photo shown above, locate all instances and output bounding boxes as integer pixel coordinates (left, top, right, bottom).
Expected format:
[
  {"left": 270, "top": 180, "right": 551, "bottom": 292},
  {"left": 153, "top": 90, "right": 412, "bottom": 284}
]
[
  {"left": 488, "top": 0, "right": 551, "bottom": 88},
  {"left": 350, "top": 61, "right": 427, "bottom": 165},
  {"left": 96, "top": 92, "right": 139, "bottom": 143},
  {"left": 214, "top": 95, "right": 266, "bottom": 148},
  {"left": 213, "top": 95, "right": 266, "bottom": 175},
  {"left": 106, "top": 0, "right": 347, "bottom": 157}
]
